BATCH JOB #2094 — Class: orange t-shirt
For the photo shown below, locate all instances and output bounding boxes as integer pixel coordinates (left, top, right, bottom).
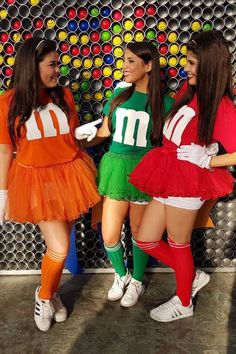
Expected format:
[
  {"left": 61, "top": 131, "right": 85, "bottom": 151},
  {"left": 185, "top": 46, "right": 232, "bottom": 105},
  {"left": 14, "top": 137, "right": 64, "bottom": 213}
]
[{"left": 0, "top": 88, "right": 80, "bottom": 167}]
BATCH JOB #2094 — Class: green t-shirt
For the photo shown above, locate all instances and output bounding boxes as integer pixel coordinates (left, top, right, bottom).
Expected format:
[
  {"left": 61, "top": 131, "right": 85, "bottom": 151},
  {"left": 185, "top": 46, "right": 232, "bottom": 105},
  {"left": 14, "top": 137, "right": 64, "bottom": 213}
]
[{"left": 103, "top": 87, "right": 174, "bottom": 156}]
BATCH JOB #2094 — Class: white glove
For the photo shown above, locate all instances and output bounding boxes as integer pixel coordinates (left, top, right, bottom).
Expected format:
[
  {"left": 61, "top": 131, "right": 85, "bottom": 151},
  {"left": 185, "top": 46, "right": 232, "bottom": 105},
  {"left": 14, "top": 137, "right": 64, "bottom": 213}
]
[
  {"left": 177, "top": 143, "right": 212, "bottom": 169},
  {"left": 75, "top": 119, "right": 102, "bottom": 142},
  {"left": 0, "top": 190, "right": 7, "bottom": 225},
  {"left": 114, "top": 81, "right": 132, "bottom": 90},
  {"left": 205, "top": 142, "right": 219, "bottom": 156}
]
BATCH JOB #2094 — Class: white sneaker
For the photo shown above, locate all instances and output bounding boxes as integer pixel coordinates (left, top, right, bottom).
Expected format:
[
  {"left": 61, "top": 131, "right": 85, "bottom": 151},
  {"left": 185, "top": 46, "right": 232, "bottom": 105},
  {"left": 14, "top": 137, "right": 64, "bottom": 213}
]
[
  {"left": 34, "top": 287, "right": 54, "bottom": 331},
  {"left": 120, "top": 278, "right": 145, "bottom": 307},
  {"left": 191, "top": 270, "right": 210, "bottom": 298},
  {"left": 107, "top": 272, "right": 131, "bottom": 301},
  {"left": 52, "top": 292, "right": 67, "bottom": 323},
  {"left": 150, "top": 295, "right": 193, "bottom": 322}
]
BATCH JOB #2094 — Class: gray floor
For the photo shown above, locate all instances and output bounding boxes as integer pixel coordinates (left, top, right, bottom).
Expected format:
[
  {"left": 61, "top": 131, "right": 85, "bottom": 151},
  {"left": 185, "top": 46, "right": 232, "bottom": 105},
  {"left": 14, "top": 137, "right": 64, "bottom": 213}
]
[{"left": 1, "top": 271, "right": 236, "bottom": 354}]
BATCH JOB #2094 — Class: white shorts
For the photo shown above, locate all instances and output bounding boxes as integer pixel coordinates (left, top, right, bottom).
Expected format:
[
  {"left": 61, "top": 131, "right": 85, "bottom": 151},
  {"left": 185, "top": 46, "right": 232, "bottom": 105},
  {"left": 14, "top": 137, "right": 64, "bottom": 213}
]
[
  {"left": 153, "top": 197, "right": 204, "bottom": 210},
  {"left": 130, "top": 200, "right": 148, "bottom": 205}
]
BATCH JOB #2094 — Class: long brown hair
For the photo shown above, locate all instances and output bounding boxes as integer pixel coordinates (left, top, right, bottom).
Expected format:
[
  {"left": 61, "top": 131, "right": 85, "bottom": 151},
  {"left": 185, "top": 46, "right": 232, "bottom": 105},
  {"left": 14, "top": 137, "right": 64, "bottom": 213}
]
[
  {"left": 169, "top": 31, "right": 234, "bottom": 145},
  {"left": 8, "top": 37, "right": 70, "bottom": 144},
  {"left": 108, "top": 41, "right": 164, "bottom": 146}
]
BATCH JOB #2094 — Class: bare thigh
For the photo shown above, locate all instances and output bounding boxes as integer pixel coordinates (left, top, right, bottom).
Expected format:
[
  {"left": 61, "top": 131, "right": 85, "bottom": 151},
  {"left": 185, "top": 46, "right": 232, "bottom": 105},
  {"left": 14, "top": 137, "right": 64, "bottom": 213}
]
[
  {"left": 38, "top": 220, "right": 71, "bottom": 255},
  {"left": 102, "top": 197, "right": 129, "bottom": 246},
  {"left": 166, "top": 205, "right": 199, "bottom": 243},
  {"left": 138, "top": 199, "right": 166, "bottom": 242},
  {"left": 129, "top": 203, "right": 147, "bottom": 239}
]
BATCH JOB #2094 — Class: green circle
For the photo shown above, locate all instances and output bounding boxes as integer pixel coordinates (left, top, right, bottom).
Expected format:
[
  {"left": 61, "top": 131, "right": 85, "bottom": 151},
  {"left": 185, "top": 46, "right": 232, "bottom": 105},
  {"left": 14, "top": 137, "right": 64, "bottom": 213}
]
[
  {"left": 60, "top": 65, "right": 69, "bottom": 75},
  {"left": 146, "top": 29, "right": 155, "bottom": 40},
  {"left": 104, "top": 89, "right": 113, "bottom": 99},
  {"left": 0, "top": 89, "right": 5, "bottom": 95},
  {"left": 73, "top": 93, "right": 80, "bottom": 102},
  {"left": 90, "top": 7, "right": 99, "bottom": 17},
  {"left": 112, "top": 24, "right": 122, "bottom": 34},
  {"left": 101, "top": 31, "right": 111, "bottom": 42},
  {"left": 80, "top": 81, "right": 90, "bottom": 91},
  {"left": 203, "top": 23, "right": 212, "bottom": 32}
]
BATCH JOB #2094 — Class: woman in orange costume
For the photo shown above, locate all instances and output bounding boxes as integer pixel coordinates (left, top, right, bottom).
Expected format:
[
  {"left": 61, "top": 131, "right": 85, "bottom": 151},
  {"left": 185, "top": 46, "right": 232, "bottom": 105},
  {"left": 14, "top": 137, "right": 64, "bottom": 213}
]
[{"left": 0, "top": 38, "right": 100, "bottom": 331}]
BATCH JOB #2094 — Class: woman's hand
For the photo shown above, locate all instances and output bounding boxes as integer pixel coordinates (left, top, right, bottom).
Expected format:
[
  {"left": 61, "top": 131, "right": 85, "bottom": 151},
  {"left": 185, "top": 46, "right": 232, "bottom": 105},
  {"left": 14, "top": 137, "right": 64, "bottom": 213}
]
[
  {"left": 75, "top": 119, "right": 102, "bottom": 142},
  {"left": 177, "top": 143, "right": 218, "bottom": 169}
]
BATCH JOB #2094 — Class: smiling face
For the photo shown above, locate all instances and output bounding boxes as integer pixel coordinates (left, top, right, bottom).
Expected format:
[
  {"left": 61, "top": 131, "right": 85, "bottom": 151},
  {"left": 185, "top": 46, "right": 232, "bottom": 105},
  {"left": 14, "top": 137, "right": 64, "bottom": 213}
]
[
  {"left": 38, "top": 51, "right": 59, "bottom": 89},
  {"left": 123, "top": 48, "right": 151, "bottom": 90},
  {"left": 184, "top": 50, "right": 198, "bottom": 86}
]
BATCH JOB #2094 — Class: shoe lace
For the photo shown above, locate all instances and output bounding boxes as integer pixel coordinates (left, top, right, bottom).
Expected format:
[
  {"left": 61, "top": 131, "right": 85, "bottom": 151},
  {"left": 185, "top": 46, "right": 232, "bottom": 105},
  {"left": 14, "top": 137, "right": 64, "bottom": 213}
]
[
  {"left": 160, "top": 297, "right": 180, "bottom": 312},
  {"left": 52, "top": 293, "right": 64, "bottom": 311},
  {"left": 125, "top": 282, "right": 139, "bottom": 297},
  {"left": 39, "top": 301, "right": 53, "bottom": 319}
]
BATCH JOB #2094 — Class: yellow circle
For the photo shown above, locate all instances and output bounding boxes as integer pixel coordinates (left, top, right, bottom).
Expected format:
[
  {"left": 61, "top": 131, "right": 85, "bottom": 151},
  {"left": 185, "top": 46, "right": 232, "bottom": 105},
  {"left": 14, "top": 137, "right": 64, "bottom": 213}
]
[
  {"left": 68, "top": 34, "right": 78, "bottom": 45},
  {"left": 180, "top": 45, "right": 187, "bottom": 55},
  {"left": 82, "top": 92, "right": 92, "bottom": 101},
  {"left": 57, "top": 31, "right": 67, "bottom": 41},
  {"left": 12, "top": 32, "right": 21, "bottom": 42},
  {"left": 102, "top": 66, "right": 112, "bottom": 76},
  {"left": 179, "top": 57, "right": 187, "bottom": 67},
  {"left": 6, "top": 78, "right": 11, "bottom": 87},
  {"left": 75, "top": 104, "right": 81, "bottom": 113},
  {"left": 134, "top": 31, "right": 144, "bottom": 42},
  {"left": 168, "top": 32, "right": 178, "bottom": 43},
  {"left": 157, "top": 21, "right": 167, "bottom": 31},
  {"left": 170, "top": 44, "right": 179, "bottom": 55},
  {"left": 0, "top": 9, "right": 8, "bottom": 19},
  {"left": 0, "top": 55, "right": 3, "bottom": 65},
  {"left": 113, "top": 69, "right": 122, "bottom": 79},
  {"left": 191, "top": 21, "right": 201, "bottom": 31},
  {"left": 168, "top": 56, "right": 178, "bottom": 67},
  {"left": 94, "top": 92, "right": 103, "bottom": 101},
  {"left": 113, "top": 47, "right": 124, "bottom": 58},
  {"left": 72, "top": 58, "right": 82, "bottom": 68},
  {"left": 83, "top": 58, "right": 92, "bottom": 69},
  {"left": 159, "top": 56, "right": 167, "bottom": 67},
  {"left": 94, "top": 56, "right": 103, "bottom": 67},
  {"left": 61, "top": 54, "right": 71, "bottom": 64},
  {"left": 81, "top": 70, "right": 91, "bottom": 80},
  {"left": 70, "top": 81, "right": 79, "bottom": 91},
  {"left": 6, "top": 57, "right": 14, "bottom": 66},
  {"left": 30, "top": 0, "right": 40, "bottom": 5},
  {"left": 123, "top": 19, "right": 133, "bottom": 30},
  {"left": 46, "top": 18, "right": 56, "bottom": 29},
  {"left": 115, "top": 58, "right": 124, "bottom": 69},
  {"left": 123, "top": 31, "right": 133, "bottom": 43},
  {"left": 80, "top": 34, "right": 89, "bottom": 45},
  {"left": 112, "top": 35, "right": 122, "bottom": 46},
  {"left": 0, "top": 44, "right": 3, "bottom": 53},
  {"left": 84, "top": 113, "right": 93, "bottom": 122}
]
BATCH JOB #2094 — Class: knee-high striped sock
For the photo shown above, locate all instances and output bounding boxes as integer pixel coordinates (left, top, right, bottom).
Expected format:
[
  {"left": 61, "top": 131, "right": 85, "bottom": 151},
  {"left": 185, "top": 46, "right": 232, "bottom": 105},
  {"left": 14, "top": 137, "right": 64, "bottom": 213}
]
[
  {"left": 136, "top": 239, "right": 175, "bottom": 269},
  {"left": 168, "top": 237, "right": 194, "bottom": 306},
  {"left": 132, "top": 238, "right": 149, "bottom": 282},
  {"left": 39, "top": 249, "right": 67, "bottom": 300},
  {"left": 104, "top": 242, "right": 126, "bottom": 277}
]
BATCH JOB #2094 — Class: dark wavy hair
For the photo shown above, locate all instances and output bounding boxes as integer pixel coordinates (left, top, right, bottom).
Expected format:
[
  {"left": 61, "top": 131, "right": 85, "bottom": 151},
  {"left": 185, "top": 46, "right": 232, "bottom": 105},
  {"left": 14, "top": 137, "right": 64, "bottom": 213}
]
[
  {"left": 8, "top": 37, "right": 70, "bottom": 144},
  {"left": 169, "top": 30, "right": 234, "bottom": 145},
  {"left": 108, "top": 41, "right": 164, "bottom": 146}
]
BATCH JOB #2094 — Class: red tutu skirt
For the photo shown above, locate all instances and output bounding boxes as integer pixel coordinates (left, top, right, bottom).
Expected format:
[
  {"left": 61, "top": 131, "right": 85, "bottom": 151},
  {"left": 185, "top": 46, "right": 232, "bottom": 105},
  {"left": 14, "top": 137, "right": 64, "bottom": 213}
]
[
  {"left": 5, "top": 150, "right": 100, "bottom": 223},
  {"left": 129, "top": 146, "right": 234, "bottom": 200}
]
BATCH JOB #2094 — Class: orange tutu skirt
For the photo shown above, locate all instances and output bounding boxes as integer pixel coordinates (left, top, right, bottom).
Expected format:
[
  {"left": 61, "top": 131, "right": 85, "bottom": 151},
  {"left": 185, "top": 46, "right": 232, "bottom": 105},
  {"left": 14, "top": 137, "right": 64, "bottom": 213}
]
[{"left": 5, "top": 151, "right": 100, "bottom": 223}]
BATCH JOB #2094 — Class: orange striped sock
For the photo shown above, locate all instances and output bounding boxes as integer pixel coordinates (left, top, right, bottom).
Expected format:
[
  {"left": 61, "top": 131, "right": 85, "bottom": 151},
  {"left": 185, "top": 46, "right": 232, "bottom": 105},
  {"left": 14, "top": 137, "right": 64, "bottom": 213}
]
[{"left": 39, "top": 249, "right": 67, "bottom": 300}]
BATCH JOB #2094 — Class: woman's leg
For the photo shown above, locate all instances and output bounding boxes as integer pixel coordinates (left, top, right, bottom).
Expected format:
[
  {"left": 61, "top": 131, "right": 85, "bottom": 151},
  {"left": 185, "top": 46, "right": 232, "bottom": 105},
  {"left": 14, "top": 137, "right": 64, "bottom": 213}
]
[{"left": 102, "top": 197, "right": 130, "bottom": 300}]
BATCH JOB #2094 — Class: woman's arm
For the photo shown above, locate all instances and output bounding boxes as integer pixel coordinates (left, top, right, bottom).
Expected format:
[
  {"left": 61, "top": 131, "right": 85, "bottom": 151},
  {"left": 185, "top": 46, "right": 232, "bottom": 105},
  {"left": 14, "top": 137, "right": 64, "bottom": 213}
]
[
  {"left": 0, "top": 143, "right": 13, "bottom": 189},
  {"left": 79, "top": 116, "right": 111, "bottom": 148},
  {"left": 210, "top": 152, "right": 236, "bottom": 168}
]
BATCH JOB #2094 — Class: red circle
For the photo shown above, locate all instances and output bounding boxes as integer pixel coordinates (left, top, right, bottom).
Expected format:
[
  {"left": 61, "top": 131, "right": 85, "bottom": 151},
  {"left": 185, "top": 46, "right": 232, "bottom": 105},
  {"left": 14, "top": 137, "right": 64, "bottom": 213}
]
[
  {"left": 11, "top": 19, "right": 21, "bottom": 30},
  {"left": 92, "top": 68, "right": 101, "bottom": 79},
  {"left": 159, "top": 44, "right": 168, "bottom": 55},
  {"left": 91, "top": 44, "right": 101, "bottom": 55},
  {"left": 102, "top": 43, "right": 112, "bottom": 53},
  {"left": 134, "top": 6, "right": 145, "bottom": 17},
  {"left": 157, "top": 33, "right": 167, "bottom": 43},
  {"left": 112, "top": 10, "right": 122, "bottom": 21},
  {"left": 168, "top": 68, "right": 178, "bottom": 77},
  {"left": 101, "top": 19, "right": 111, "bottom": 30},
  {"left": 103, "top": 78, "right": 112, "bottom": 87},
  {"left": 146, "top": 5, "right": 156, "bottom": 16},
  {"left": 78, "top": 8, "right": 88, "bottom": 19},
  {"left": 6, "top": 0, "right": 15, "bottom": 4},
  {"left": 4, "top": 67, "right": 13, "bottom": 77},
  {"left": 22, "top": 32, "right": 32, "bottom": 40},
  {"left": 81, "top": 45, "right": 90, "bottom": 56},
  {"left": 0, "top": 33, "right": 9, "bottom": 43},
  {"left": 60, "top": 42, "right": 69, "bottom": 52},
  {"left": 34, "top": 18, "right": 43, "bottom": 29},
  {"left": 134, "top": 19, "right": 145, "bottom": 29},
  {"left": 4, "top": 44, "right": 14, "bottom": 54},
  {"left": 70, "top": 45, "right": 80, "bottom": 56},
  {"left": 90, "top": 31, "right": 100, "bottom": 42},
  {"left": 67, "top": 8, "right": 76, "bottom": 19}
]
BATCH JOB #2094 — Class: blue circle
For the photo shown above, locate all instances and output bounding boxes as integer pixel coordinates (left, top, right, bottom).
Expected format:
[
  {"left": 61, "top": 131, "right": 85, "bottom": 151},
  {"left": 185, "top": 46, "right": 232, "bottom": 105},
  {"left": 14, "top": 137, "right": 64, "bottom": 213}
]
[
  {"left": 68, "top": 20, "right": 78, "bottom": 32},
  {"left": 79, "top": 20, "right": 89, "bottom": 32},
  {"left": 104, "top": 54, "right": 114, "bottom": 65},
  {"left": 89, "top": 18, "right": 99, "bottom": 29},
  {"left": 101, "top": 6, "right": 111, "bottom": 17},
  {"left": 179, "top": 68, "right": 188, "bottom": 78}
]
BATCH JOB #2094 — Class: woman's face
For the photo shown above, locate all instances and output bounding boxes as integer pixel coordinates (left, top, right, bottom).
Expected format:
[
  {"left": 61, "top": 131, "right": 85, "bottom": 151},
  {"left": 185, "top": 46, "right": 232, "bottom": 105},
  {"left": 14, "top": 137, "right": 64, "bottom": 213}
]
[
  {"left": 123, "top": 48, "right": 150, "bottom": 85},
  {"left": 38, "top": 51, "right": 59, "bottom": 89},
  {"left": 185, "top": 50, "right": 198, "bottom": 86}
]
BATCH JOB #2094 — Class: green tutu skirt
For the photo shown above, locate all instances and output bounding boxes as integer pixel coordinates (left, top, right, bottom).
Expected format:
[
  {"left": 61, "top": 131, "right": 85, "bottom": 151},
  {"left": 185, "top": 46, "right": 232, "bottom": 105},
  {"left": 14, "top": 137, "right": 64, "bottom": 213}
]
[{"left": 97, "top": 151, "right": 151, "bottom": 202}]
